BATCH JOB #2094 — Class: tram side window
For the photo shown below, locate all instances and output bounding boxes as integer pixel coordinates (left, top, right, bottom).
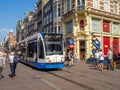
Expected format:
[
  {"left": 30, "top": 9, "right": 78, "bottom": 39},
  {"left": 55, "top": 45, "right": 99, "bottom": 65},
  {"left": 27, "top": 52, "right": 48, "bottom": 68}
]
[
  {"left": 34, "top": 42, "right": 37, "bottom": 54},
  {"left": 39, "top": 40, "right": 44, "bottom": 58},
  {"left": 19, "top": 43, "right": 26, "bottom": 59},
  {"left": 28, "top": 42, "right": 34, "bottom": 57}
]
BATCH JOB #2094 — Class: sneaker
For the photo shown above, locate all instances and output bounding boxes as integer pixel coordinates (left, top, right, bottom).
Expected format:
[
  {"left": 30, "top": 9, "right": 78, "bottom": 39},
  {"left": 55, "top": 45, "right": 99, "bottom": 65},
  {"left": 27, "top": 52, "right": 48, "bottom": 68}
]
[
  {"left": 13, "top": 75, "right": 16, "bottom": 76},
  {"left": 8, "top": 74, "right": 14, "bottom": 77},
  {"left": 1, "top": 76, "right": 5, "bottom": 78},
  {"left": 0, "top": 76, "right": 5, "bottom": 79}
]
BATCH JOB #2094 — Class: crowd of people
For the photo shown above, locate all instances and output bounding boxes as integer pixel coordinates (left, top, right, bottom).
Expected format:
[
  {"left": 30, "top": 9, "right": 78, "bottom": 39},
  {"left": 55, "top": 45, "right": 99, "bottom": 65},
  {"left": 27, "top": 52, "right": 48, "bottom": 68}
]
[
  {"left": 94, "top": 48, "right": 114, "bottom": 71},
  {"left": 0, "top": 47, "right": 115, "bottom": 80},
  {"left": 0, "top": 50, "right": 19, "bottom": 79}
]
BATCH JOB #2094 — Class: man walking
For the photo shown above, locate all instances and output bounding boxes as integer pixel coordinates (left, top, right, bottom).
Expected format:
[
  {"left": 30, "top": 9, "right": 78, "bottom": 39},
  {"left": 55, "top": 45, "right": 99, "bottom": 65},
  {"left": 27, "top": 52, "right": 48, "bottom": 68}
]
[
  {"left": 107, "top": 48, "right": 114, "bottom": 71},
  {"left": 9, "top": 52, "right": 16, "bottom": 77}
]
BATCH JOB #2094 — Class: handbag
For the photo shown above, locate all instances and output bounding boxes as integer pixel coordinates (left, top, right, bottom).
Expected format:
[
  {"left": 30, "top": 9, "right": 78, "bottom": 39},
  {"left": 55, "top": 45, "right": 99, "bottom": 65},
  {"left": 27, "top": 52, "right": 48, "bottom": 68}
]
[{"left": 13, "top": 56, "right": 19, "bottom": 64}]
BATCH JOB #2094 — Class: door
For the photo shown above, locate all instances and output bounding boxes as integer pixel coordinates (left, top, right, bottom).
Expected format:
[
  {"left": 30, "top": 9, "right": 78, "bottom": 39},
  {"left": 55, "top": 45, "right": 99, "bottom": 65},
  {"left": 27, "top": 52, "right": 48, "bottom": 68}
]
[
  {"left": 79, "top": 40, "right": 86, "bottom": 60},
  {"left": 103, "top": 37, "right": 110, "bottom": 55},
  {"left": 113, "top": 38, "right": 119, "bottom": 54}
]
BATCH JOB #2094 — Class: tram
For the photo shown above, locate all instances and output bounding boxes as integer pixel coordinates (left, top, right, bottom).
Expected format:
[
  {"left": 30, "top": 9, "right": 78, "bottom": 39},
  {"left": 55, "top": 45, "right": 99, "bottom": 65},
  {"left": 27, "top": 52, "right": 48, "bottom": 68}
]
[{"left": 17, "top": 32, "right": 64, "bottom": 69}]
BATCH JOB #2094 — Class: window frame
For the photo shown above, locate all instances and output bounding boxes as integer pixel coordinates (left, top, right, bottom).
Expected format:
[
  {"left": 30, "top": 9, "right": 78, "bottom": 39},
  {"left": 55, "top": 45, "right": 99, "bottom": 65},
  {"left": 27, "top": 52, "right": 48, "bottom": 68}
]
[{"left": 104, "top": 0, "right": 109, "bottom": 12}]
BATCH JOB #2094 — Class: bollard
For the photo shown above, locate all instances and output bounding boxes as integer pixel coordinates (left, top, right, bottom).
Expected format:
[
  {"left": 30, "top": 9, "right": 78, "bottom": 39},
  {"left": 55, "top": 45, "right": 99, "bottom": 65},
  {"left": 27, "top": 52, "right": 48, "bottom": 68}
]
[{"left": 113, "top": 61, "right": 116, "bottom": 68}]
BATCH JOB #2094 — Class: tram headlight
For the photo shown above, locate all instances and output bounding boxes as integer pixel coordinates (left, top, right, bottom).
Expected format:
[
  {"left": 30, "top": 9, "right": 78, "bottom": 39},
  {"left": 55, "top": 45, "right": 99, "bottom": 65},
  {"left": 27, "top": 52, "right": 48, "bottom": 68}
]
[
  {"left": 48, "top": 60, "right": 51, "bottom": 63},
  {"left": 61, "top": 57, "right": 64, "bottom": 62},
  {"left": 46, "top": 57, "right": 51, "bottom": 63}
]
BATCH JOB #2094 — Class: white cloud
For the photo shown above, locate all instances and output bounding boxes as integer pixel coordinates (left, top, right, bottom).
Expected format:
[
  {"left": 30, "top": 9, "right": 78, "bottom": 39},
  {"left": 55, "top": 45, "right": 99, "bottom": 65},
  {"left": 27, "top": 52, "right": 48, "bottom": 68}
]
[
  {"left": 0, "top": 28, "right": 10, "bottom": 42},
  {"left": 0, "top": 28, "right": 9, "bottom": 34}
]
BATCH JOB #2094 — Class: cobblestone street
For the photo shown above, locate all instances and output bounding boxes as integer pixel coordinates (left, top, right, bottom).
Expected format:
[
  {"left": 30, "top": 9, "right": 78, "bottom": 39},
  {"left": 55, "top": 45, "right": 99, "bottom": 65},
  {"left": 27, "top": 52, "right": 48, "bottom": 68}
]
[{"left": 0, "top": 60, "right": 120, "bottom": 90}]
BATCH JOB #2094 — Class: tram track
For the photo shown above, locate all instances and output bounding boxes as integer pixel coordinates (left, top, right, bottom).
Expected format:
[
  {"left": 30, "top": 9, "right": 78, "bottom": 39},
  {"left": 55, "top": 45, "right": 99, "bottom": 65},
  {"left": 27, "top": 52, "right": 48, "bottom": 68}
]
[
  {"left": 23, "top": 64, "right": 94, "bottom": 90},
  {"left": 21, "top": 63, "right": 120, "bottom": 90},
  {"left": 46, "top": 68, "right": 119, "bottom": 90},
  {"left": 56, "top": 68, "right": 120, "bottom": 90},
  {"left": 48, "top": 71, "right": 94, "bottom": 90}
]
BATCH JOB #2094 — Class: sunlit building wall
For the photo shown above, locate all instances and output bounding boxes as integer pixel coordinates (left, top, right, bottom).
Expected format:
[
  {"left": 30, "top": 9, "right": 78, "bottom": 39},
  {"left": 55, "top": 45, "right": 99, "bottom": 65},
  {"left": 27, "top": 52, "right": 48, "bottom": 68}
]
[{"left": 61, "top": 0, "right": 120, "bottom": 60}]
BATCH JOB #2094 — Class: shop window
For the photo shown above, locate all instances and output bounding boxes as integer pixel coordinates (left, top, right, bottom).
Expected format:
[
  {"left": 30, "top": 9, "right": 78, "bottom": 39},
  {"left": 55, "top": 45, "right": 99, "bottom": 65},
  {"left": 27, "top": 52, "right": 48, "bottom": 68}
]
[
  {"left": 103, "top": 21, "right": 110, "bottom": 32},
  {"left": 92, "top": 18, "right": 101, "bottom": 32},
  {"left": 112, "top": 22, "right": 119, "bottom": 34}
]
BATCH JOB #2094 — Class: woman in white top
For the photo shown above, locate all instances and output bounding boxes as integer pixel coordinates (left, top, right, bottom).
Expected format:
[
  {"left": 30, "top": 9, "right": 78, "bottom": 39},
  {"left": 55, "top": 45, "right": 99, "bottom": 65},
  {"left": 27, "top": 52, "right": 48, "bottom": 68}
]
[
  {"left": 94, "top": 49, "right": 99, "bottom": 66},
  {"left": 98, "top": 49, "right": 104, "bottom": 71}
]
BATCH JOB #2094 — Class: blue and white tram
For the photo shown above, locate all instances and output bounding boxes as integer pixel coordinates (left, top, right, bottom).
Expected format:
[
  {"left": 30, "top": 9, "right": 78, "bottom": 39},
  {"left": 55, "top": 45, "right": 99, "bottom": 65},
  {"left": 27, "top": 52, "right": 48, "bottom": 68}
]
[{"left": 17, "top": 32, "right": 64, "bottom": 69}]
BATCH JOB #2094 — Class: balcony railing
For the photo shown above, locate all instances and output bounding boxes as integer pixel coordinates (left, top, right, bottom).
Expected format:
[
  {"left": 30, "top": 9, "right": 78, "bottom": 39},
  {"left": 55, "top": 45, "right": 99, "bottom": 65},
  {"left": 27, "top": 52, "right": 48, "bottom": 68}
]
[{"left": 53, "top": 16, "right": 61, "bottom": 23}]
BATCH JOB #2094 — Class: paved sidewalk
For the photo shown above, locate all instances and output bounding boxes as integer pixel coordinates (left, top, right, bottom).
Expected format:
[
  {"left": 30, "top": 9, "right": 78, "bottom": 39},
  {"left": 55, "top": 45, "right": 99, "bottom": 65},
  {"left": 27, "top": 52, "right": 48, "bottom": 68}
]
[
  {"left": 64, "top": 59, "right": 120, "bottom": 90},
  {"left": 0, "top": 59, "right": 120, "bottom": 90}
]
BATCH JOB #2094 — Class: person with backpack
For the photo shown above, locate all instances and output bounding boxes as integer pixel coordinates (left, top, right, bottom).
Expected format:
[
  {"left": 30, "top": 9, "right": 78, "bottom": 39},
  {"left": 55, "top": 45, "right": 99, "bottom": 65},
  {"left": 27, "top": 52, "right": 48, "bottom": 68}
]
[
  {"left": 13, "top": 53, "right": 19, "bottom": 75},
  {"left": 8, "top": 52, "right": 19, "bottom": 78}
]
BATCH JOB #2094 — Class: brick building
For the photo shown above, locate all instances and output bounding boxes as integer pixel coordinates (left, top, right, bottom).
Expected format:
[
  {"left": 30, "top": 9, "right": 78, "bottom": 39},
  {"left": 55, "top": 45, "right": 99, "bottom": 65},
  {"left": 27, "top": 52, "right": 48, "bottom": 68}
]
[
  {"left": 61, "top": 0, "right": 120, "bottom": 60},
  {"left": 9, "top": 30, "right": 16, "bottom": 51},
  {"left": 4, "top": 30, "right": 16, "bottom": 51}
]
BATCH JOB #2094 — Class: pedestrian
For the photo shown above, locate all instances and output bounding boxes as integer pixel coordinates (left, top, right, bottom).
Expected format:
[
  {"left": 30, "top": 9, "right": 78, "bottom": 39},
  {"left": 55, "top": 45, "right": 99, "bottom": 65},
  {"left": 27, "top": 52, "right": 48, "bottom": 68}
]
[
  {"left": 94, "top": 49, "right": 99, "bottom": 67},
  {"left": 8, "top": 52, "right": 17, "bottom": 78},
  {"left": 98, "top": 49, "right": 104, "bottom": 71},
  {"left": 68, "top": 49, "right": 74, "bottom": 67},
  {"left": 13, "top": 53, "right": 19, "bottom": 74},
  {"left": 0, "top": 51, "right": 6, "bottom": 79},
  {"left": 65, "top": 47, "right": 70, "bottom": 66},
  {"left": 106, "top": 48, "right": 114, "bottom": 71}
]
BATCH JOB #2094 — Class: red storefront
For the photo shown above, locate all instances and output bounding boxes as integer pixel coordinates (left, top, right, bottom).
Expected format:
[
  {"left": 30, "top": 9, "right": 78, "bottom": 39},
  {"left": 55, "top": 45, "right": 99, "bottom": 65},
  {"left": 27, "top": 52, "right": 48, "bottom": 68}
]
[
  {"left": 103, "top": 20, "right": 110, "bottom": 55},
  {"left": 113, "top": 38, "right": 119, "bottom": 54},
  {"left": 103, "top": 37, "right": 110, "bottom": 55},
  {"left": 103, "top": 21, "right": 110, "bottom": 32}
]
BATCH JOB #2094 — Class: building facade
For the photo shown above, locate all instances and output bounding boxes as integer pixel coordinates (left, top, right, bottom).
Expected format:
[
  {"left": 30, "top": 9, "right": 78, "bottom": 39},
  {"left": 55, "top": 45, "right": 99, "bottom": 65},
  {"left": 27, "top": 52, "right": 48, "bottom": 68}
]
[
  {"left": 16, "top": 11, "right": 37, "bottom": 42},
  {"left": 4, "top": 30, "right": 16, "bottom": 52},
  {"left": 61, "top": 0, "right": 120, "bottom": 60},
  {"left": 16, "top": 0, "right": 120, "bottom": 60},
  {"left": 53, "top": 0, "right": 62, "bottom": 33},
  {"left": 36, "top": 0, "right": 49, "bottom": 32},
  {"left": 43, "top": 0, "right": 53, "bottom": 33}
]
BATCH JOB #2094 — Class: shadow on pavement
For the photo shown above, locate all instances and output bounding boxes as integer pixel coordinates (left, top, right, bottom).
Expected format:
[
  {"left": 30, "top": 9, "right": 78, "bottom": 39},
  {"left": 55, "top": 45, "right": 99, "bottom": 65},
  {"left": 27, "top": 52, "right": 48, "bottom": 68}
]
[
  {"left": 85, "top": 57, "right": 98, "bottom": 70},
  {"left": 86, "top": 57, "right": 96, "bottom": 65},
  {"left": 85, "top": 57, "right": 109, "bottom": 71},
  {"left": 86, "top": 57, "right": 120, "bottom": 71}
]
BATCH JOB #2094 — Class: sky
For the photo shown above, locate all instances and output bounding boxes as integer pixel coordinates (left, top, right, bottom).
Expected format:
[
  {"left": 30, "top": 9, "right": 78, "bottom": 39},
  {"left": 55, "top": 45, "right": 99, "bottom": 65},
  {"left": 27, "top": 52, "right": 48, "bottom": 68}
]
[{"left": 0, "top": 0, "right": 38, "bottom": 42}]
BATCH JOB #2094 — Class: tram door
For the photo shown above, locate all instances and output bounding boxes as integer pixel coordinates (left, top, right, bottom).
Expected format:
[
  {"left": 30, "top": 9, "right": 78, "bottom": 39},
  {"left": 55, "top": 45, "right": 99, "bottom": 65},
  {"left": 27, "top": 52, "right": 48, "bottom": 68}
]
[{"left": 79, "top": 40, "right": 86, "bottom": 60}]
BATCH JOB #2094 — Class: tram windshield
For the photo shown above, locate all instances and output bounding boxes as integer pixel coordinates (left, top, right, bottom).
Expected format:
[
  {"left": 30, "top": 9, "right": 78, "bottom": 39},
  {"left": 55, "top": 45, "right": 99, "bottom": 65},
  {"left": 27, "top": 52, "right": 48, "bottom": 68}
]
[{"left": 44, "top": 34, "right": 63, "bottom": 55}]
